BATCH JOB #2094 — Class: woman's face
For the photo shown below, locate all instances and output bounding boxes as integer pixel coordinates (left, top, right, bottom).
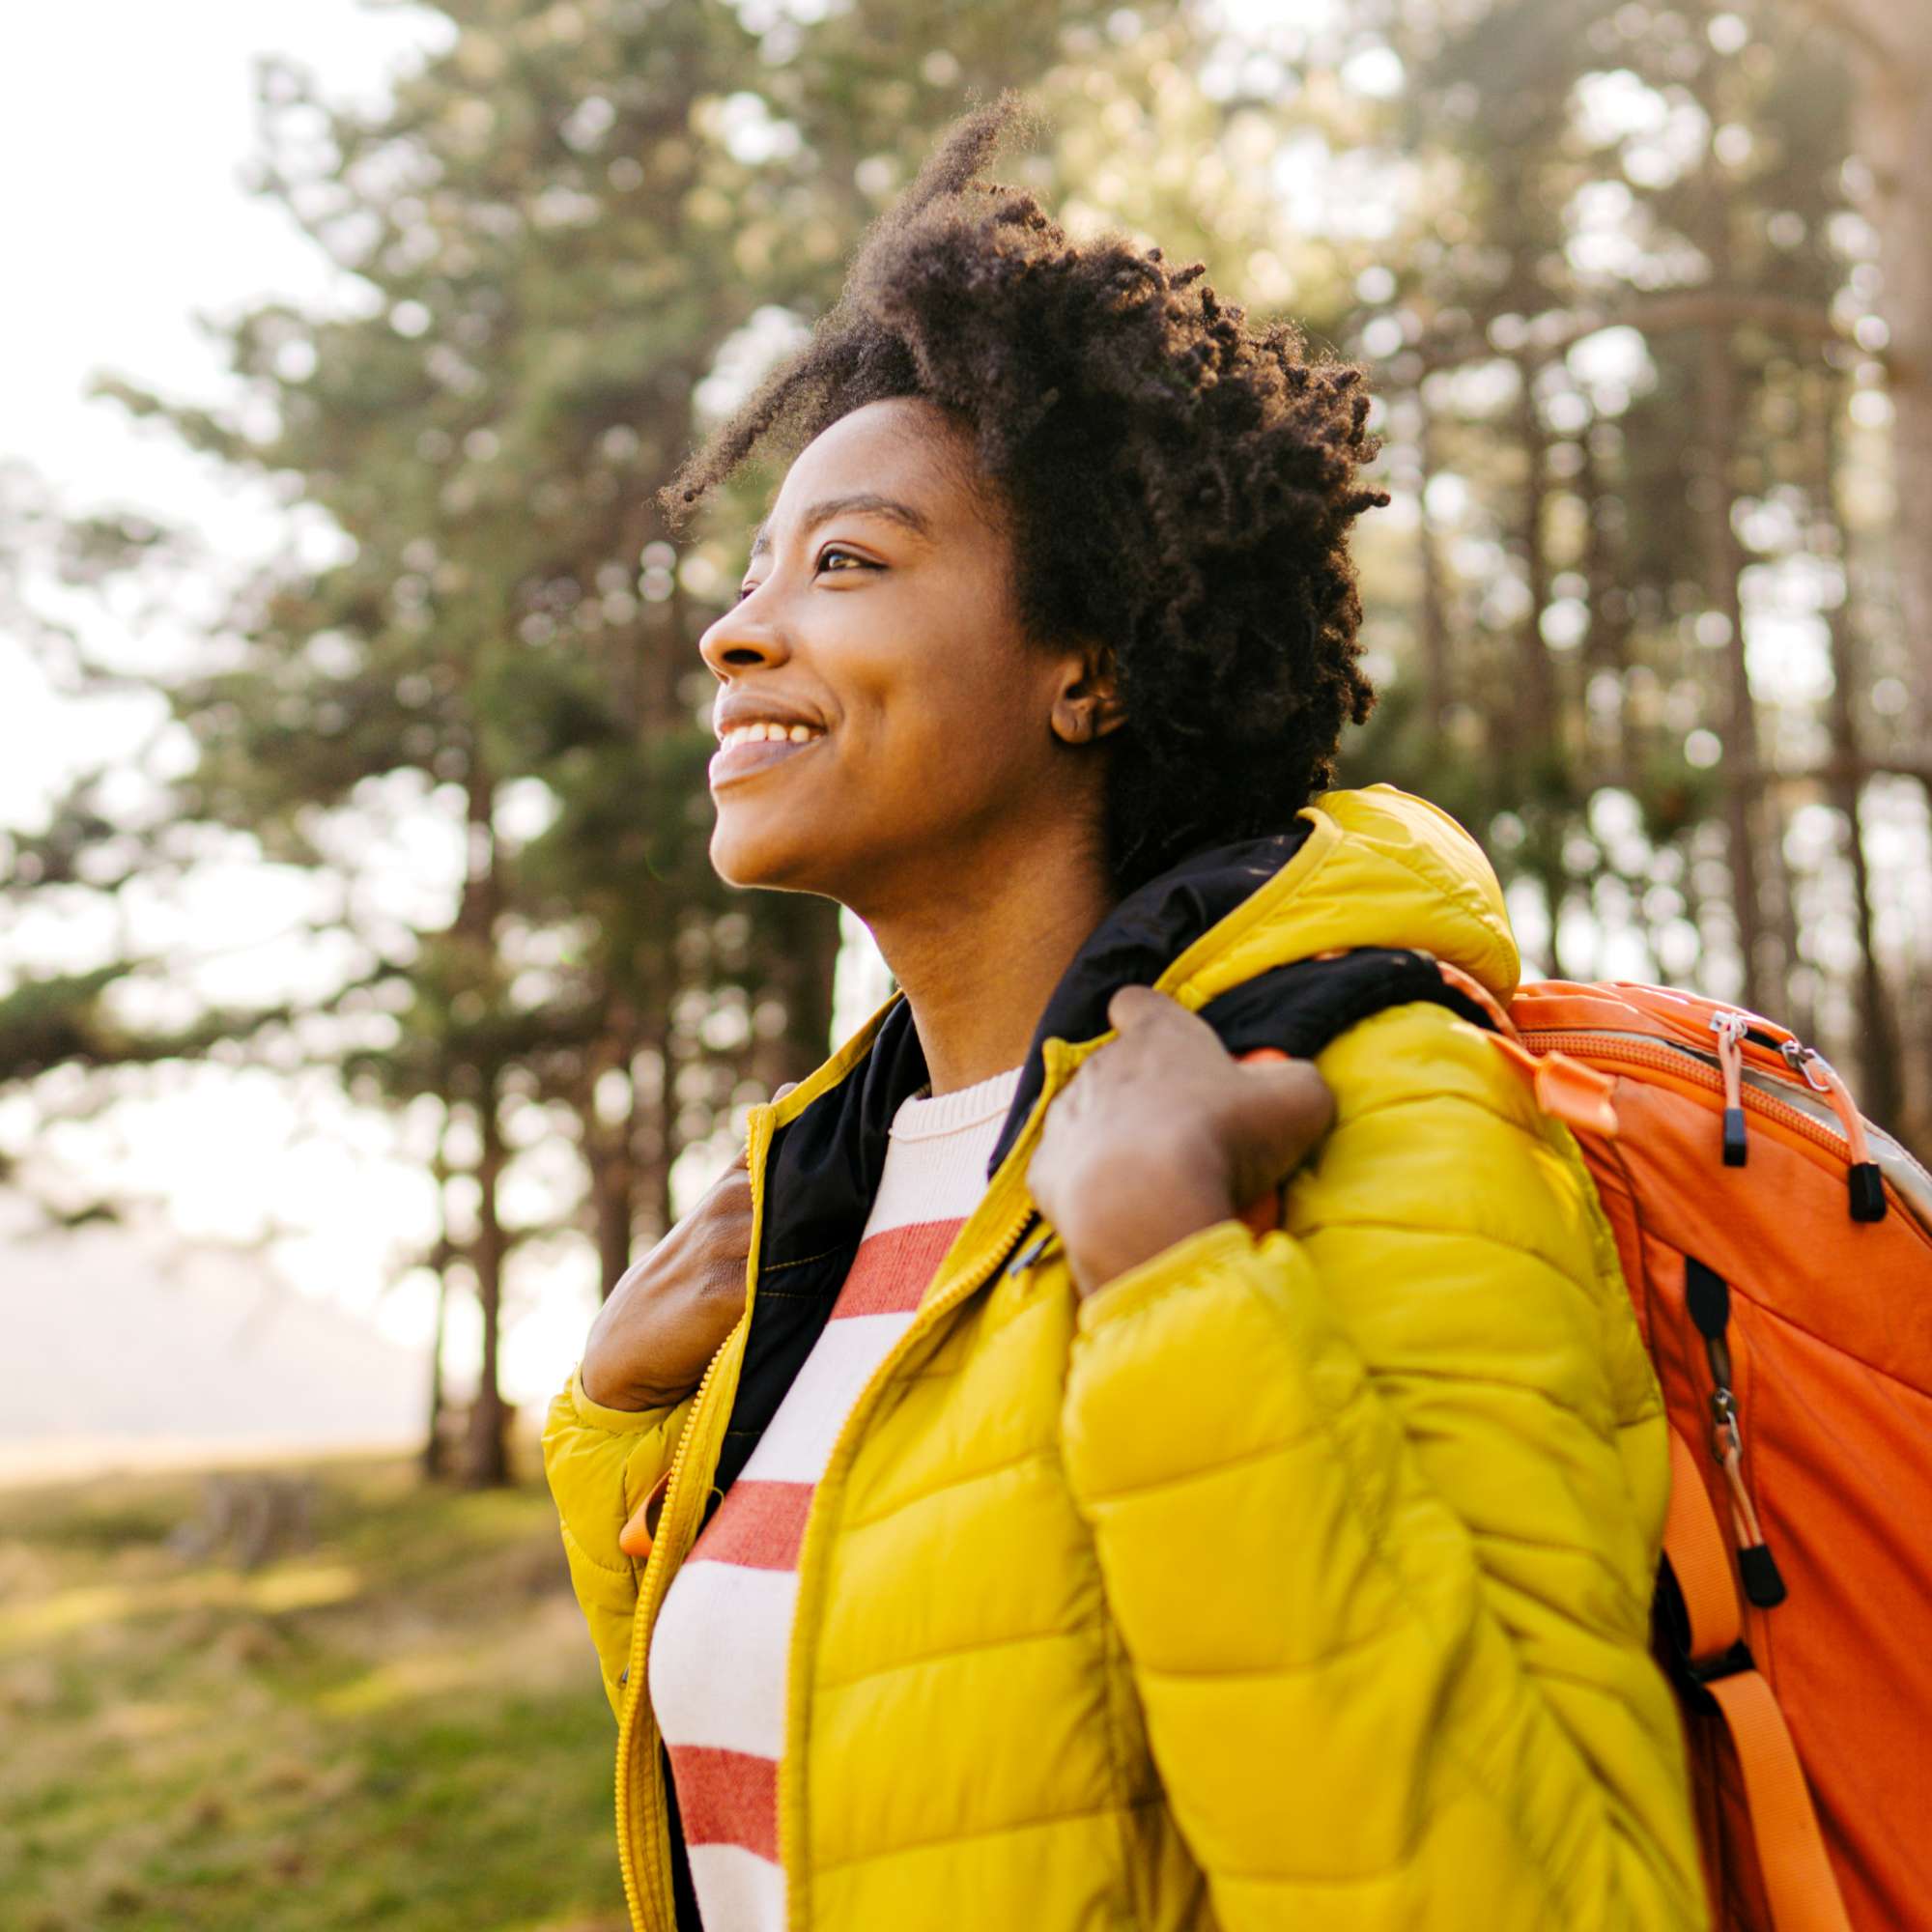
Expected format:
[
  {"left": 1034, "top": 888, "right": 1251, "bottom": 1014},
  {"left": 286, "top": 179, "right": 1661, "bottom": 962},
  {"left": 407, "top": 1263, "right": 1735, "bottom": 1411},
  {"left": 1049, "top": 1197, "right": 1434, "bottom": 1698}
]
[{"left": 698, "top": 397, "right": 1102, "bottom": 911}]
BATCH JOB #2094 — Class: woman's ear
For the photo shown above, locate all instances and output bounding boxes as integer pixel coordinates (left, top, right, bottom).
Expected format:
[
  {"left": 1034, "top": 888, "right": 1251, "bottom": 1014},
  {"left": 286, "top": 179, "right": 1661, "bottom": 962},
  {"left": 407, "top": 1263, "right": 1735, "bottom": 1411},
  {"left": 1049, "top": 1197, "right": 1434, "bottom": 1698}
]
[{"left": 1049, "top": 641, "right": 1127, "bottom": 746}]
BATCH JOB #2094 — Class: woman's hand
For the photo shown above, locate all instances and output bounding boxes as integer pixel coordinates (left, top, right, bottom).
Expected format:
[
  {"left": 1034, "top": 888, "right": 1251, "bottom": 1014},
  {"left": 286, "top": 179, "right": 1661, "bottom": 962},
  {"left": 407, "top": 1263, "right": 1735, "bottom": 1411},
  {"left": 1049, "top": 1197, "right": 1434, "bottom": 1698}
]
[
  {"left": 1029, "top": 988, "right": 1334, "bottom": 1298},
  {"left": 579, "top": 1085, "right": 796, "bottom": 1408}
]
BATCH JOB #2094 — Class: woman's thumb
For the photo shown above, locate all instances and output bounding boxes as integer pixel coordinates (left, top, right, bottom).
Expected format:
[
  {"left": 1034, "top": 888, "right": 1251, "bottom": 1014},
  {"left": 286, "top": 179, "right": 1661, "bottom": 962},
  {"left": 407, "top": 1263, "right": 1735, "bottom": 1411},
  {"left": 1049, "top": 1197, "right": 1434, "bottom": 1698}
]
[{"left": 1237, "top": 1052, "right": 1335, "bottom": 1165}]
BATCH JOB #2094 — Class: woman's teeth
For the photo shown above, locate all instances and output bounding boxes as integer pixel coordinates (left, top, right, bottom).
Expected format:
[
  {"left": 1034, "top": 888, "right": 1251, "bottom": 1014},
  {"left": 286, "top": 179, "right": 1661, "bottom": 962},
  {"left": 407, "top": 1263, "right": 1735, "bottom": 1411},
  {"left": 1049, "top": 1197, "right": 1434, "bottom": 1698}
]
[{"left": 719, "top": 722, "right": 822, "bottom": 748}]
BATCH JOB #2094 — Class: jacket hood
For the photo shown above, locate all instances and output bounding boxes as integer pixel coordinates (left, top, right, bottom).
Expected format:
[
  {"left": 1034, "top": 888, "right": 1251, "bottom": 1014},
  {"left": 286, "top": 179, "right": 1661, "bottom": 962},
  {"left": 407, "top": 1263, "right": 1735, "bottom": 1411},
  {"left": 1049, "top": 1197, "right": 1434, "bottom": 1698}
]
[
  {"left": 980, "top": 782, "right": 1518, "bottom": 1171},
  {"left": 1171, "top": 781, "right": 1519, "bottom": 1007}
]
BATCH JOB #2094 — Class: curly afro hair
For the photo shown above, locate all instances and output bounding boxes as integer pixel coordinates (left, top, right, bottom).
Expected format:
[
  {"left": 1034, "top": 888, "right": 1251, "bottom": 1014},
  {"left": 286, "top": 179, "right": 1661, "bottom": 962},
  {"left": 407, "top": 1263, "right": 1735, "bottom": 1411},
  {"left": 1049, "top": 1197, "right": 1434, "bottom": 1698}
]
[{"left": 659, "top": 91, "right": 1387, "bottom": 895}]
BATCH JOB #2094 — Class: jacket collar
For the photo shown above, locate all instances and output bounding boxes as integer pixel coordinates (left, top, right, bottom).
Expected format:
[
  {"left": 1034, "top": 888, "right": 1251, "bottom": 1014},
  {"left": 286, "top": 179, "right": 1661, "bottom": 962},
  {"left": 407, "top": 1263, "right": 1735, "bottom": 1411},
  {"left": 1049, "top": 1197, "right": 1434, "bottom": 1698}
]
[
  {"left": 710, "top": 824, "right": 1314, "bottom": 1503},
  {"left": 714, "top": 788, "right": 1509, "bottom": 1514},
  {"left": 762, "top": 821, "right": 1316, "bottom": 1270},
  {"left": 983, "top": 826, "right": 1315, "bottom": 1174}
]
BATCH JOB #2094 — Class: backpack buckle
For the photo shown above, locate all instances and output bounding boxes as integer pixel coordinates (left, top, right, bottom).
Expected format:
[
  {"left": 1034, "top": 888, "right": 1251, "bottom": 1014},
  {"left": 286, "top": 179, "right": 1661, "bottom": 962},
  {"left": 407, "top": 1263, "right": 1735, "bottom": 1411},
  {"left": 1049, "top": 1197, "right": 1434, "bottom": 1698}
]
[
  {"left": 1656, "top": 1560, "right": 1759, "bottom": 1718},
  {"left": 1670, "top": 1636, "right": 1757, "bottom": 1717},
  {"left": 1686, "top": 1637, "right": 1755, "bottom": 1686}
]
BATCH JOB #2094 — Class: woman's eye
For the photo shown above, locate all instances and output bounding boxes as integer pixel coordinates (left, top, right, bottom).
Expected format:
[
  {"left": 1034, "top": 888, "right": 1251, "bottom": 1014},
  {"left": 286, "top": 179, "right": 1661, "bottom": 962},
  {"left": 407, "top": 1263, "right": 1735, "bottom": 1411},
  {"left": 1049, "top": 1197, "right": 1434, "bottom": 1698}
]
[{"left": 734, "top": 548, "right": 873, "bottom": 603}]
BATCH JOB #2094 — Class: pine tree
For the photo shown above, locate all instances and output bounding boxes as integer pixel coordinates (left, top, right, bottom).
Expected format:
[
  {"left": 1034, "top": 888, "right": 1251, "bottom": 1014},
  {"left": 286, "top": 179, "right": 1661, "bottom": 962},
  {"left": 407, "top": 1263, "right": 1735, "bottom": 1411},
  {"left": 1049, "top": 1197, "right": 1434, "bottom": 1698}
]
[{"left": 42, "top": 0, "right": 1186, "bottom": 1480}]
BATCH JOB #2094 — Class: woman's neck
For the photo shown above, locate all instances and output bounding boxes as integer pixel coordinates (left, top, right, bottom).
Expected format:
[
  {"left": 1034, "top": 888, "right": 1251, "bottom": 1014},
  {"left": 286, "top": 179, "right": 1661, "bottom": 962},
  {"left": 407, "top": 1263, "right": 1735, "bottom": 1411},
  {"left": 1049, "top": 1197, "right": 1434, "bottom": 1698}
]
[{"left": 860, "top": 823, "right": 1117, "bottom": 1098}]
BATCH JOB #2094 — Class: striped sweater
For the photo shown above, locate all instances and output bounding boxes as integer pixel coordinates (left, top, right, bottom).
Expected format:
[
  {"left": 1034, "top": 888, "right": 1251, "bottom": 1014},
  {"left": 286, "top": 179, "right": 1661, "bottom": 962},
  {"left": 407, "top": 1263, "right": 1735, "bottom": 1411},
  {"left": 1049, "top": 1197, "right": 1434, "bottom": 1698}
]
[{"left": 647, "top": 1064, "right": 1022, "bottom": 1930}]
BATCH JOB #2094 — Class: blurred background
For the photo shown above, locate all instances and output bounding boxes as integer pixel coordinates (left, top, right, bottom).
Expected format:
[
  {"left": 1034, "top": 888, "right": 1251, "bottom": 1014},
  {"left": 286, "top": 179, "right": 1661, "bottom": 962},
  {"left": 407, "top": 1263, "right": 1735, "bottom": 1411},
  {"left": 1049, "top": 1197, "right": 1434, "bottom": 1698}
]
[{"left": 2, "top": 0, "right": 1926, "bottom": 1925}]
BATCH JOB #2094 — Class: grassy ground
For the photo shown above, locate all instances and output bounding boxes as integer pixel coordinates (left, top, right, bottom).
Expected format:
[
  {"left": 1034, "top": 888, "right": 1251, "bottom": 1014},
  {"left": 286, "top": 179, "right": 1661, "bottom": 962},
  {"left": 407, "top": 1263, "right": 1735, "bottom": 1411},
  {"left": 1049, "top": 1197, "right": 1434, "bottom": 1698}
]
[{"left": 0, "top": 1447, "right": 630, "bottom": 1932}]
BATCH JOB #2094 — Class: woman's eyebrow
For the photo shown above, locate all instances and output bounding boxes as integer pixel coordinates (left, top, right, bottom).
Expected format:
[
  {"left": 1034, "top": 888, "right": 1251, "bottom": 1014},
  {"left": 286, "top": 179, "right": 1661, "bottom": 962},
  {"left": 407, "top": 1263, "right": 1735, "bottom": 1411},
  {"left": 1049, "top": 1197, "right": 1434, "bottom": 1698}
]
[{"left": 748, "top": 492, "right": 934, "bottom": 561}]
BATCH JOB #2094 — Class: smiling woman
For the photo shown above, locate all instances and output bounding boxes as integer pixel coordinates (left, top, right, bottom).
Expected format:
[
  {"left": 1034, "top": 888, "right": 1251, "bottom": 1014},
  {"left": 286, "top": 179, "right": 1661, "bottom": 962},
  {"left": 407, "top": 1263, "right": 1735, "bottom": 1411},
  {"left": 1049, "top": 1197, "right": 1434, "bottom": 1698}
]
[
  {"left": 542, "top": 90, "right": 1709, "bottom": 1932},
  {"left": 692, "top": 394, "right": 1129, "bottom": 1065}
]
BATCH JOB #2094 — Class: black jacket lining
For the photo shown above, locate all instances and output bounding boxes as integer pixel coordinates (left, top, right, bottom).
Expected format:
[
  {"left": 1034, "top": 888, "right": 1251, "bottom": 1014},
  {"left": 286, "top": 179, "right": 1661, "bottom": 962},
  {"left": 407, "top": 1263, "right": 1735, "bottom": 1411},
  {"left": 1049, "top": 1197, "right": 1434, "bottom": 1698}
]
[{"left": 983, "top": 827, "right": 1317, "bottom": 1176}]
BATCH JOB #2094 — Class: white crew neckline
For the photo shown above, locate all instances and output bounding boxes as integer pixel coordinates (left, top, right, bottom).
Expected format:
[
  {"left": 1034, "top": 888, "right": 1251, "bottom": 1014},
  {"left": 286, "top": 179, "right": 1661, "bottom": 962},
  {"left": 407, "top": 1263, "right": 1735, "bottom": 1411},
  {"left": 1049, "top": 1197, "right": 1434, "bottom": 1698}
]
[{"left": 891, "top": 1065, "right": 1024, "bottom": 1142}]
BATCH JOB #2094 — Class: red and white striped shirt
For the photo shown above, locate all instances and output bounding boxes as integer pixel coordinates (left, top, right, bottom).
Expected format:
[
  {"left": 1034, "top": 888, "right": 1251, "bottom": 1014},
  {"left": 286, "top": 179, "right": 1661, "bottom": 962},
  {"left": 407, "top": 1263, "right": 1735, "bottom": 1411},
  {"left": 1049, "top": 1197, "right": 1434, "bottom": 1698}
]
[{"left": 647, "top": 1064, "right": 1022, "bottom": 1930}]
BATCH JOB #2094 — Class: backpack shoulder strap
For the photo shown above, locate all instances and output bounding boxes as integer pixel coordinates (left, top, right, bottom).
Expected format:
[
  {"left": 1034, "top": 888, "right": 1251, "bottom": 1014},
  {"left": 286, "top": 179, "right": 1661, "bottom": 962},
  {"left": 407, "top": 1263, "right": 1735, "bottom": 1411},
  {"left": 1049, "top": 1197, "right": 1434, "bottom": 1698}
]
[
  {"left": 1195, "top": 946, "right": 1496, "bottom": 1060},
  {"left": 1198, "top": 947, "right": 1617, "bottom": 1139},
  {"left": 1662, "top": 1429, "right": 1852, "bottom": 1932}
]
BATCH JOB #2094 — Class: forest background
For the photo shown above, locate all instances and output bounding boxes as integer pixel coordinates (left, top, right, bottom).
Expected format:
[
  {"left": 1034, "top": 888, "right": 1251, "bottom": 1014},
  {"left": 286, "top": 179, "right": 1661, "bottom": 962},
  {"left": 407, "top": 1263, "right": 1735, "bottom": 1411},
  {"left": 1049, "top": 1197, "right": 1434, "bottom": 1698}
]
[
  {"left": 6, "top": 0, "right": 1928, "bottom": 1487},
  {"left": 4, "top": 1, "right": 1929, "bottom": 1926}
]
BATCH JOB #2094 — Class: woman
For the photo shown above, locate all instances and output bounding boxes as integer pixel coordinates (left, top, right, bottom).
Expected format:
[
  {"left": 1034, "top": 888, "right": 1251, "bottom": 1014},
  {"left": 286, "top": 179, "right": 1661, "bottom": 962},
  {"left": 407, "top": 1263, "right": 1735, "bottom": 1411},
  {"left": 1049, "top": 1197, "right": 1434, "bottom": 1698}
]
[{"left": 544, "top": 95, "right": 1705, "bottom": 1932}]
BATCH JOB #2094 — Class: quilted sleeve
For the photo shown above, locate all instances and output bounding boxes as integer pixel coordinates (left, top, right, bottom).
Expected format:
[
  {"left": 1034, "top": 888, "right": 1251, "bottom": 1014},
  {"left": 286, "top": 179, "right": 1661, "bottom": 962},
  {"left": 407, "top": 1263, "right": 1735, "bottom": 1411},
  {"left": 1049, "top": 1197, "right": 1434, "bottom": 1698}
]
[
  {"left": 1058, "top": 1002, "right": 1708, "bottom": 1931},
  {"left": 541, "top": 1364, "right": 693, "bottom": 1722}
]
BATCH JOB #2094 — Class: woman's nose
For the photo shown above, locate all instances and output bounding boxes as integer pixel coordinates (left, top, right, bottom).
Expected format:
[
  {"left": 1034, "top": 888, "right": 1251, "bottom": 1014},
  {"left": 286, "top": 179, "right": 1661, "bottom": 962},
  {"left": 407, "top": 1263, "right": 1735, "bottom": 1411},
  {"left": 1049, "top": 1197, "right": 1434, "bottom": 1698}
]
[{"left": 698, "top": 591, "right": 791, "bottom": 678}]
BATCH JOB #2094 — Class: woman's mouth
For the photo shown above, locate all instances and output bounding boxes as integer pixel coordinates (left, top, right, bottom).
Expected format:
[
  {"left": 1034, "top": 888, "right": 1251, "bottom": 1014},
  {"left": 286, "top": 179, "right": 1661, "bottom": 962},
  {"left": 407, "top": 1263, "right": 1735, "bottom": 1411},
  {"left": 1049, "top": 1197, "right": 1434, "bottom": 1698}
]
[{"left": 709, "top": 720, "right": 828, "bottom": 789}]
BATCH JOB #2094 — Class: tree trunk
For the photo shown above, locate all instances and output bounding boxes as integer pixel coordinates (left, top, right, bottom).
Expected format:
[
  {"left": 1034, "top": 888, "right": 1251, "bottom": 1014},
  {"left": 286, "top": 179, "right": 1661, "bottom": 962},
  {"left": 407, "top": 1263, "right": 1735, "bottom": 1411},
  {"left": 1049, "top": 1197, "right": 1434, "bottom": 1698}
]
[
  {"left": 1577, "top": 432, "right": 1633, "bottom": 782},
  {"left": 781, "top": 896, "right": 841, "bottom": 1084},
  {"left": 592, "top": 1116, "right": 636, "bottom": 1299},
  {"left": 587, "top": 1008, "right": 639, "bottom": 1298},
  {"left": 420, "top": 1263, "right": 450, "bottom": 1481},
  {"left": 635, "top": 1006, "right": 678, "bottom": 1256},
  {"left": 1820, "top": 380, "right": 1905, "bottom": 1127},
  {"left": 1847, "top": 17, "right": 1932, "bottom": 738},
  {"left": 463, "top": 1081, "right": 511, "bottom": 1489},
  {"left": 457, "top": 754, "right": 511, "bottom": 1489},
  {"left": 1698, "top": 321, "right": 1772, "bottom": 1015},
  {"left": 1514, "top": 367, "right": 1558, "bottom": 753},
  {"left": 420, "top": 1109, "right": 456, "bottom": 1481},
  {"left": 1415, "top": 386, "right": 1454, "bottom": 733}
]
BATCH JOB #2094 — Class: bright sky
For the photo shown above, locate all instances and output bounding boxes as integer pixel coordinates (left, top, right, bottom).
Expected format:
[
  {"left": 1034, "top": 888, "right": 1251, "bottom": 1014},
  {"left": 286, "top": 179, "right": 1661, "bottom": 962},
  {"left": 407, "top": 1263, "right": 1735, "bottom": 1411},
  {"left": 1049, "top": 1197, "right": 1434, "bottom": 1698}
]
[
  {"left": 1, "top": 4, "right": 899, "bottom": 1413},
  {"left": 4, "top": 4, "right": 1924, "bottom": 1423},
  {"left": 1, "top": 2, "right": 451, "bottom": 824},
  {"left": 0, "top": 3, "right": 619, "bottom": 1410},
  {"left": 1, "top": 5, "right": 441, "bottom": 495}
]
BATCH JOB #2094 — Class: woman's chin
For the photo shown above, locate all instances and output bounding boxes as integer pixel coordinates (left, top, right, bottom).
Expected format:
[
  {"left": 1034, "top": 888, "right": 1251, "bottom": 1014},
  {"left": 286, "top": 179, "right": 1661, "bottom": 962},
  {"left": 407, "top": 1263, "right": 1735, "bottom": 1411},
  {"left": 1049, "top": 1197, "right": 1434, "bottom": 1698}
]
[{"left": 709, "top": 819, "right": 825, "bottom": 894}]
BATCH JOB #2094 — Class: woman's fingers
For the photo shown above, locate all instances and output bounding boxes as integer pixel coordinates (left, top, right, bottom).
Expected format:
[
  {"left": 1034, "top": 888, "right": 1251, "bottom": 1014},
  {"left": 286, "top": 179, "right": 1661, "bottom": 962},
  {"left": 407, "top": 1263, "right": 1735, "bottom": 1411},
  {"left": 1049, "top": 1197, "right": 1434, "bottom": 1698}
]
[
  {"left": 1105, "top": 982, "right": 1212, "bottom": 1042},
  {"left": 1089, "top": 983, "right": 1334, "bottom": 1193},
  {"left": 1236, "top": 1054, "right": 1336, "bottom": 1180}
]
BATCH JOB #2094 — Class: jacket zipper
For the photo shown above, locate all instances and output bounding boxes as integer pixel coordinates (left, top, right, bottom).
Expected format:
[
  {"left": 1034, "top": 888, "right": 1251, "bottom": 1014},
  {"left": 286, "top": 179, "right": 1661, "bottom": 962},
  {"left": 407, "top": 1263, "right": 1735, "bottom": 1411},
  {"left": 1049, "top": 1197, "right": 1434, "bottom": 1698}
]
[
  {"left": 612, "top": 1329, "right": 730, "bottom": 1932},
  {"left": 779, "top": 1181, "right": 1042, "bottom": 1929},
  {"left": 613, "top": 1103, "right": 779, "bottom": 1932},
  {"left": 776, "top": 1053, "right": 1074, "bottom": 1931}
]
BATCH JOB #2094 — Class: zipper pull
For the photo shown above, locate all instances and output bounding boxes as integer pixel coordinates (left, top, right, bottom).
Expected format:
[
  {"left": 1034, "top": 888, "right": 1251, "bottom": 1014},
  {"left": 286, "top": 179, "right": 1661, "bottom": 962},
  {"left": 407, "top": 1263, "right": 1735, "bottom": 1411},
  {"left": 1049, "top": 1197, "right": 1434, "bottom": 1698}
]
[
  {"left": 1782, "top": 1043, "right": 1887, "bottom": 1222},
  {"left": 1709, "top": 1389, "right": 1787, "bottom": 1608},
  {"left": 1005, "top": 1213, "right": 1051, "bottom": 1279},
  {"left": 1685, "top": 1257, "right": 1787, "bottom": 1608},
  {"left": 1710, "top": 1013, "right": 1749, "bottom": 1167}
]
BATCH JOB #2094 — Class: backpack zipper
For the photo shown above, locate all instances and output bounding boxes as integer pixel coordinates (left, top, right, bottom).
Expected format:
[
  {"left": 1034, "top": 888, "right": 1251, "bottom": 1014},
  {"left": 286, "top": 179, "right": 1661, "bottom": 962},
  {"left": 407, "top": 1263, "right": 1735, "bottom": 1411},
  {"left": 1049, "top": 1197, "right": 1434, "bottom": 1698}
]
[
  {"left": 1522, "top": 1022, "right": 1932, "bottom": 1625},
  {"left": 1518, "top": 1025, "right": 1930, "bottom": 1213},
  {"left": 1777, "top": 1042, "right": 1888, "bottom": 1221},
  {"left": 1683, "top": 1256, "right": 1787, "bottom": 1609},
  {"left": 1709, "top": 1013, "right": 1751, "bottom": 1167}
]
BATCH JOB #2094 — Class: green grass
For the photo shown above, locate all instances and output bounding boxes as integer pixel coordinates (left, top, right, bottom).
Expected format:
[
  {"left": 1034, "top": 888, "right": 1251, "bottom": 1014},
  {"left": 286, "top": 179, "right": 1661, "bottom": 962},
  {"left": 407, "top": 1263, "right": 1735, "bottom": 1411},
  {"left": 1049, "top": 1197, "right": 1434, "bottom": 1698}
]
[{"left": 0, "top": 1451, "right": 630, "bottom": 1932}]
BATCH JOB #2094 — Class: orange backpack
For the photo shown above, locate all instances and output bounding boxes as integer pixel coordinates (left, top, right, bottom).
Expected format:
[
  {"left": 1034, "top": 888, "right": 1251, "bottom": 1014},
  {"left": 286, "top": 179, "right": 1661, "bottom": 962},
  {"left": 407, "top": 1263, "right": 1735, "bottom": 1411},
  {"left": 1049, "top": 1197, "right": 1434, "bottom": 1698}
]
[{"left": 1417, "top": 974, "right": 1932, "bottom": 1932}]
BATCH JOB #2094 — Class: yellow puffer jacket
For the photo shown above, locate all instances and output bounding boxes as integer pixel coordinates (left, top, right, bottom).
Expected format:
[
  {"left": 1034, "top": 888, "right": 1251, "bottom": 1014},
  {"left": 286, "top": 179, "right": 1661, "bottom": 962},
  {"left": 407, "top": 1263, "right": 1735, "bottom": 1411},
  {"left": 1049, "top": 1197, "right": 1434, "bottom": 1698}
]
[{"left": 543, "top": 784, "right": 1708, "bottom": 1932}]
